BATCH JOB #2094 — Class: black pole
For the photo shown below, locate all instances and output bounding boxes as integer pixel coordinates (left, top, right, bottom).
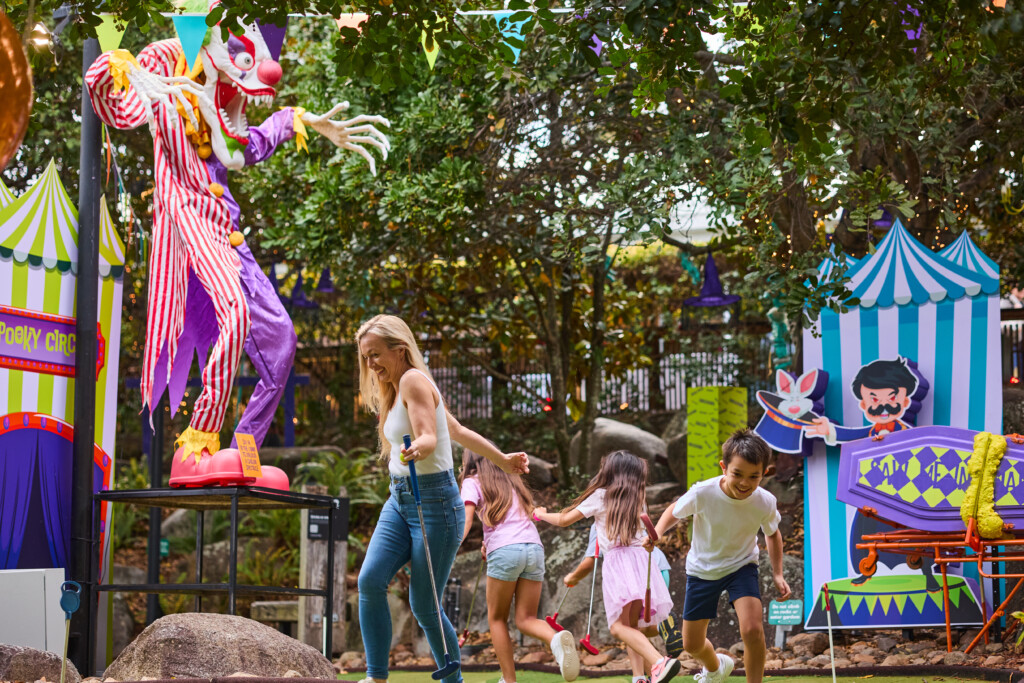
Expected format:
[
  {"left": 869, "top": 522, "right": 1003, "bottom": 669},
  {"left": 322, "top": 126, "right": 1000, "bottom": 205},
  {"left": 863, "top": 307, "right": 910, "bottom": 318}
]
[
  {"left": 146, "top": 398, "right": 165, "bottom": 623},
  {"left": 70, "top": 36, "right": 102, "bottom": 675}
]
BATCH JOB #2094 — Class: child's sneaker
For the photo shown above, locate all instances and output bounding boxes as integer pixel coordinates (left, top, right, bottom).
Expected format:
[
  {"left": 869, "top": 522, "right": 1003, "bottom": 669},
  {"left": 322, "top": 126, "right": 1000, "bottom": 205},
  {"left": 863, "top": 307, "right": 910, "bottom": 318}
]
[
  {"left": 657, "top": 612, "right": 685, "bottom": 658},
  {"left": 706, "top": 653, "right": 735, "bottom": 683},
  {"left": 651, "top": 655, "right": 681, "bottom": 683},
  {"left": 550, "top": 629, "right": 580, "bottom": 681}
]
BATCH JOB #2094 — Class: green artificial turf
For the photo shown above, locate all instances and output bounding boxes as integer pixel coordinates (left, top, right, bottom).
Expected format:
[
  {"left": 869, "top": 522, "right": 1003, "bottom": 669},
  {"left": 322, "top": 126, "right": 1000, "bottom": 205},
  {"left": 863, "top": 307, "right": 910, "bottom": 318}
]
[{"left": 341, "top": 673, "right": 988, "bottom": 683}]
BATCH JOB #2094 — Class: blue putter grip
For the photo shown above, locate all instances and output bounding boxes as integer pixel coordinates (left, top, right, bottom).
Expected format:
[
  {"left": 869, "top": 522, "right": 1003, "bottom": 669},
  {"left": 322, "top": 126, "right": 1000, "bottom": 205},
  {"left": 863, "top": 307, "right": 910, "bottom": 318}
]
[
  {"left": 403, "top": 434, "right": 421, "bottom": 505},
  {"left": 60, "top": 581, "right": 81, "bottom": 619}
]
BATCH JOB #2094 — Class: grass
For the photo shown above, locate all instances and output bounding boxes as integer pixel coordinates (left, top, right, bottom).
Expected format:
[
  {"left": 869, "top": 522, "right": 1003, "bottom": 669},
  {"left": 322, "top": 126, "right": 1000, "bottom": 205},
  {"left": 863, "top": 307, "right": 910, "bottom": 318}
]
[{"left": 340, "top": 673, "right": 989, "bottom": 683}]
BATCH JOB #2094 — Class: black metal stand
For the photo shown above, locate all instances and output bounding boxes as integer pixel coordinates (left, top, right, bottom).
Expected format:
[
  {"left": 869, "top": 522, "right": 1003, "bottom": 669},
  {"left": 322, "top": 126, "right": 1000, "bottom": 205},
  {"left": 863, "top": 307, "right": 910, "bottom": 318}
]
[{"left": 94, "top": 486, "right": 339, "bottom": 657}]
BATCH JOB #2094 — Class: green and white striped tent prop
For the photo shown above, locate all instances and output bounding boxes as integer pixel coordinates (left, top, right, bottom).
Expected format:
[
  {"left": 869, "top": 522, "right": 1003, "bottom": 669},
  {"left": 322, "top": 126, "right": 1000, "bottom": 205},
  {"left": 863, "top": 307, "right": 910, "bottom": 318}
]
[
  {"left": 0, "top": 158, "right": 124, "bottom": 602},
  {"left": 0, "top": 177, "right": 14, "bottom": 208}
]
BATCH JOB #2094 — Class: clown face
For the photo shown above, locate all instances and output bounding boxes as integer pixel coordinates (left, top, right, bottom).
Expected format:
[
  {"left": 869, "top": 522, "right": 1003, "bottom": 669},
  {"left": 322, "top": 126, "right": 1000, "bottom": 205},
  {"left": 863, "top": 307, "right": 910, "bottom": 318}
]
[{"left": 195, "top": 21, "right": 282, "bottom": 169}]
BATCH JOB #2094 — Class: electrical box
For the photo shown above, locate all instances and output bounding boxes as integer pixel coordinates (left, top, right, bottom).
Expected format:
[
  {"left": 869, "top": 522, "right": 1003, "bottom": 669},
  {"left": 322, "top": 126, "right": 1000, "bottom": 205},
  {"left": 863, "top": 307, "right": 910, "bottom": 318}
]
[{"left": 0, "top": 569, "right": 66, "bottom": 653}]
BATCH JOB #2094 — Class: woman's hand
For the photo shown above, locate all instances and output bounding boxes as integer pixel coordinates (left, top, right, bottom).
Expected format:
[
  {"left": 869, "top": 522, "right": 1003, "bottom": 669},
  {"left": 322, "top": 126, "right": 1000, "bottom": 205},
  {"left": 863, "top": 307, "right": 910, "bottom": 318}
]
[
  {"left": 399, "top": 437, "right": 430, "bottom": 464},
  {"left": 495, "top": 451, "right": 530, "bottom": 475}
]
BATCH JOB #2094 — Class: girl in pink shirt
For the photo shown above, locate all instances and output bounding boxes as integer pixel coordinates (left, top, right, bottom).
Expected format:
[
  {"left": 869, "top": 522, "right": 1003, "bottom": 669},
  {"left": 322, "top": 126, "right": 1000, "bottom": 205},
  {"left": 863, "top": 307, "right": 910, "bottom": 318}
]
[{"left": 460, "top": 450, "right": 579, "bottom": 683}]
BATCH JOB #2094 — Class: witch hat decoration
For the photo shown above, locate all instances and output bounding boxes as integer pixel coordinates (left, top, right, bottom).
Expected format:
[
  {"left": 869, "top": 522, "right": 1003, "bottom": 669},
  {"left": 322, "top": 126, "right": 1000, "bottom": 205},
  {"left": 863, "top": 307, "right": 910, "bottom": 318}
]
[
  {"left": 683, "top": 252, "right": 740, "bottom": 307},
  {"left": 291, "top": 272, "right": 320, "bottom": 309},
  {"left": 316, "top": 266, "right": 335, "bottom": 293}
]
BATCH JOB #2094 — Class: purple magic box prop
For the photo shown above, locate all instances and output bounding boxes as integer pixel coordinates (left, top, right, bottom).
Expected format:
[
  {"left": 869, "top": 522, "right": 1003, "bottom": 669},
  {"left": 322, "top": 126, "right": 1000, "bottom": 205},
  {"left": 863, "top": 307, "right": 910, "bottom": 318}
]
[{"left": 837, "top": 425, "right": 1024, "bottom": 533}]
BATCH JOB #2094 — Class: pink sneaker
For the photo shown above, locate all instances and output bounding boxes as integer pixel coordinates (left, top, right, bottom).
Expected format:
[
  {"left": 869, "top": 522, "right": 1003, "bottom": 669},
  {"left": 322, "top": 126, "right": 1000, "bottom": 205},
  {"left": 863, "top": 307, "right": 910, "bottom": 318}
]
[{"left": 651, "top": 656, "right": 681, "bottom": 683}]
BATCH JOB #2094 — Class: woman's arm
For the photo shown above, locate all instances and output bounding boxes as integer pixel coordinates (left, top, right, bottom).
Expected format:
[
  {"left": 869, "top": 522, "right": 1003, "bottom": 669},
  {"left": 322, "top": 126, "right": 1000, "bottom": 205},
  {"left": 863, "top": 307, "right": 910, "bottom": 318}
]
[
  {"left": 446, "top": 412, "right": 529, "bottom": 475},
  {"left": 399, "top": 372, "right": 440, "bottom": 462},
  {"left": 533, "top": 506, "right": 585, "bottom": 527},
  {"left": 462, "top": 503, "right": 476, "bottom": 543}
]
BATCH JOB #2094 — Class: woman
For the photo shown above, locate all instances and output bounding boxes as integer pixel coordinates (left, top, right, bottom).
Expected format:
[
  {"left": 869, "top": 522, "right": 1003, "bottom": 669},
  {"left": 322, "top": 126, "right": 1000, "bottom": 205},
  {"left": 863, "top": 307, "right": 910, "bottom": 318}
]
[{"left": 355, "top": 315, "right": 529, "bottom": 683}]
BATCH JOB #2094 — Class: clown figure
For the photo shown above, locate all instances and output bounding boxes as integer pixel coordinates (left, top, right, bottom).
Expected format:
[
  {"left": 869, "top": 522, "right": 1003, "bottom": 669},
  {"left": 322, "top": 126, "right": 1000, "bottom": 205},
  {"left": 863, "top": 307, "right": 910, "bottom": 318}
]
[{"left": 86, "top": 4, "right": 390, "bottom": 486}]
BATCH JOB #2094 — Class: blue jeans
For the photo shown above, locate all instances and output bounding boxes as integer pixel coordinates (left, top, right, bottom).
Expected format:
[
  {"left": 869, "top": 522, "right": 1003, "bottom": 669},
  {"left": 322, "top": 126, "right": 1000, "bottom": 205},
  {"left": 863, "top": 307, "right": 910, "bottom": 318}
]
[{"left": 358, "top": 469, "right": 466, "bottom": 682}]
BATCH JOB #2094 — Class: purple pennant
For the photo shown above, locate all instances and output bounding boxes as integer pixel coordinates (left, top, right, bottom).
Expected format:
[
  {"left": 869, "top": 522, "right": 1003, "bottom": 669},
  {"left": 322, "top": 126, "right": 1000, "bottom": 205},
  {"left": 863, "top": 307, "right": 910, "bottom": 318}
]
[
  {"left": 900, "top": 4, "right": 922, "bottom": 43},
  {"left": 590, "top": 34, "right": 603, "bottom": 57},
  {"left": 258, "top": 20, "right": 287, "bottom": 61}
]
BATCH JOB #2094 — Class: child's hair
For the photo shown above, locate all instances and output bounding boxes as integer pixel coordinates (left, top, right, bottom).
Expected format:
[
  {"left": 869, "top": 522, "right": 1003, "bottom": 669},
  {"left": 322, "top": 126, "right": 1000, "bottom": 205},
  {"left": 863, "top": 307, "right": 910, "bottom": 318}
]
[
  {"left": 460, "top": 448, "right": 535, "bottom": 527},
  {"left": 721, "top": 429, "right": 773, "bottom": 470},
  {"left": 564, "top": 450, "right": 647, "bottom": 548}
]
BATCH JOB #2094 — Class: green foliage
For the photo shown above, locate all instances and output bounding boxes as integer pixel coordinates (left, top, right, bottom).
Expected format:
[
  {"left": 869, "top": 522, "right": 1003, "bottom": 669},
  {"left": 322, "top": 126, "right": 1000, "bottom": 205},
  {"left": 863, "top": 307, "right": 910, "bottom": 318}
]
[
  {"left": 236, "top": 543, "right": 300, "bottom": 588},
  {"left": 295, "top": 447, "right": 388, "bottom": 503},
  {"left": 111, "top": 459, "right": 149, "bottom": 551}
]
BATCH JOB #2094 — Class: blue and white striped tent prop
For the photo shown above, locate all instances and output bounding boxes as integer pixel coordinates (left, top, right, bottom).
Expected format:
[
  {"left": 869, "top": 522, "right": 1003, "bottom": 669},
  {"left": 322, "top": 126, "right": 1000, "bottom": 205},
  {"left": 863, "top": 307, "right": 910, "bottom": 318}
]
[
  {"left": 801, "top": 218, "right": 1001, "bottom": 629},
  {"left": 938, "top": 230, "right": 1000, "bottom": 279}
]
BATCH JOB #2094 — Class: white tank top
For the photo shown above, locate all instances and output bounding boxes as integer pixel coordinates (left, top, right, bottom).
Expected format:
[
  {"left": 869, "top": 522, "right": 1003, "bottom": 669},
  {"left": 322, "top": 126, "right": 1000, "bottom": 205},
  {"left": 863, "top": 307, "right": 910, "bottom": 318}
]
[{"left": 383, "top": 368, "right": 454, "bottom": 477}]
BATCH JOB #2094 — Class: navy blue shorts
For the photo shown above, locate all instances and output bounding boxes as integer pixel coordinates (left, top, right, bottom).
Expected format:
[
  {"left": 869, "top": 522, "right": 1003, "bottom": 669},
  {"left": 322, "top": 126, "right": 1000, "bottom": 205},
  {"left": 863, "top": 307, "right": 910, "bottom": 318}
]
[{"left": 682, "top": 563, "right": 761, "bottom": 621}]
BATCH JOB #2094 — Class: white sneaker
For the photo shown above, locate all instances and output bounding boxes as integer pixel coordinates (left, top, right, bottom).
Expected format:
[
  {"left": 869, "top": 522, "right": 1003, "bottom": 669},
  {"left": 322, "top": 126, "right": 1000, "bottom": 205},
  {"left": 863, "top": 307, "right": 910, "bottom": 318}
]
[
  {"left": 550, "top": 629, "right": 580, "bottom": 681},
  {"left": 706, "top": 654, "right": 735, "bottom": 683}
]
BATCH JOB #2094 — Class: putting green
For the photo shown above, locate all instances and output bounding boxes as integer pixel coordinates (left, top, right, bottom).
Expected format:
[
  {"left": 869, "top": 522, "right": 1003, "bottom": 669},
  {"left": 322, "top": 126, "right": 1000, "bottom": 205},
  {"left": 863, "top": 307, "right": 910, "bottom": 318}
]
[{"left": 341, "top": 673, "right": 987, "bottom": 683}]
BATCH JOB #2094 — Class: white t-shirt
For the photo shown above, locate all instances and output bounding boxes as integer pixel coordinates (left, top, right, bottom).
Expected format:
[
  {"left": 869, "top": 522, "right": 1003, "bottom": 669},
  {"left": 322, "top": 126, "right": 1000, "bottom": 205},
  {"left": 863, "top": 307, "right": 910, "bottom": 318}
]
[
  {"left": 585, "top": 524, "right": 669, "bottom": 571},
  {"left": 672, "top": 476, "right": 781, "bottom": 581},
  {"left": 576, "top": 488, "right": 645, "bottom": 552},
  {"left": 383, "top": 369, "right": 453, "bottom": 476}
]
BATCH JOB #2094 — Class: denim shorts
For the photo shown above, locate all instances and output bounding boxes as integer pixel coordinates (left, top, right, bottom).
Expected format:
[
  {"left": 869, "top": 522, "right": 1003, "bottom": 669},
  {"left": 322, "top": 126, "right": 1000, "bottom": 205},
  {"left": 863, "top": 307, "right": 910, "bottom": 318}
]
[
  {"left": 683, "top": 563, "right": 760, "bottom": 621},
  {"left": 486, "top": 542, "right": 546, "bottom": 582}
]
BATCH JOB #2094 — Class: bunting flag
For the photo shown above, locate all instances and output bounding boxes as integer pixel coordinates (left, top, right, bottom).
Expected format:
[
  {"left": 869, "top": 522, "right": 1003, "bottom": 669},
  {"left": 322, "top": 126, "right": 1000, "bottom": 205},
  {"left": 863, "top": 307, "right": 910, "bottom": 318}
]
[
  {"left": 258, "top": 21, "right": 288, "bottom": 61},
  {"left": 171, "top": 14, "right": 211, "bottom": 71},
  {"left": 420, "top": 19, "right": 442, "bottom": 70},
  {"left": 336, "top": 13, "right": 369, "bottom": 33},
  {"left": 589, "top": 34, "right": 603, "bottom": 57},
  {"left": 493, "top": 11, "right": 528, "bottom": 63},
  {"left": 96, "top": 14, "right": 129, "bottom": 52}
]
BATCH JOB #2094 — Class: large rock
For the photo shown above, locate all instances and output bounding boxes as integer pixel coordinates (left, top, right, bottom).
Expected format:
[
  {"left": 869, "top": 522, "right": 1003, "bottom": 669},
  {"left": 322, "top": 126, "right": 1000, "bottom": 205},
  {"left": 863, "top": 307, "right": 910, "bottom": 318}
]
[
  {"left": 570, "top": 418, "right": 668, "bottom": 475},
  {"left": 104, "top": 613, "right": 333, "bottom": 679},
  {"left": 524, "top": 454, "right": 555, "bottom": 489},
  {"left": 665, "top": 434, "right": 687, "bottom": 486},
  {"left": 0, "top": 644, "right": 80, "bottom": 683},
  {"left": 660, "top": 410, "right": 687, "bottom": 443}
]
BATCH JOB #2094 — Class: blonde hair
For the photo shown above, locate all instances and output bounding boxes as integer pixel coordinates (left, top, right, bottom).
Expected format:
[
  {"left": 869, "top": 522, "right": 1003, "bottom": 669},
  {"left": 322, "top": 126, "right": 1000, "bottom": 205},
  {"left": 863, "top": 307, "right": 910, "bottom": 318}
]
[
  {"left": 459, "top": 448, "right": 535, "bottom": 527},
  {"left": 355, "top": 315, "right": 437, "bottom": 459}
]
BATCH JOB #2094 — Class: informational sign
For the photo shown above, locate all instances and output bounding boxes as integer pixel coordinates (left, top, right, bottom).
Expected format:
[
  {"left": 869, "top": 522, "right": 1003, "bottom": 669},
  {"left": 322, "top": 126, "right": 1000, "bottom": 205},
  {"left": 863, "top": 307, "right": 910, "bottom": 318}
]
[
  {"left": 159, "top": 538, "right": 169, "bottom": 558},
  {"left": 769, "top": 600, "right": 804, "bottom": 625},
  {"left": 235, "top": 432, "right": 263, "bottom": 479},
  {"left": 307, "top": 498, "right": 349, "bottom": 541},
  {"left": 0, "top": 305, "right": 106, "bottom": 378}
]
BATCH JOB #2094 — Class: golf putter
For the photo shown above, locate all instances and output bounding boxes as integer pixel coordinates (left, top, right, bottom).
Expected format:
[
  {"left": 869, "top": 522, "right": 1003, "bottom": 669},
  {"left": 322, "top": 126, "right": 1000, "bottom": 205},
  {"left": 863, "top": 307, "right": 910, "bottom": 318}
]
[
  {"left": 641, "top": 513, "right": 658, "bottom": 622},
  {"left": 545, "top": 584, "right": 573, "bottom": 632},
  {"left": 404, "top": 435, "right": 461, "bottom": 680},
  {"left": 459, "top": 556, "right": 484, "bottom": 646},
  {"left": 579, "top": 539, "right": 600, "bottom": 656},
  {"left": 59, "top": 581, "right": 81, "bottom": 683}
]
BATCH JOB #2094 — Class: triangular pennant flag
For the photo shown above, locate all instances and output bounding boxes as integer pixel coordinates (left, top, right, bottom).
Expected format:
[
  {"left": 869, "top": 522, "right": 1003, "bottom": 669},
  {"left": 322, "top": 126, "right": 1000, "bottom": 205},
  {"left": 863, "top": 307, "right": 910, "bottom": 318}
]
[
  {"left": 171, "top": 14, "right": 210, "bottom": 71},
  {"left": 420, "top": 28, "right": 440, "bottom": 70},
  {"left": 96, "top": 14, "right": 128, "bottom": 52},
  {"left": 928, "top": 589, "right": 945, "bottom": 611},
  {"left": 909, "top": 591, "right": 927, "bottom": 613},
  {"left": 832, "top": 592, "right": 849, "bottom": 613},
  {"left": 864, "top": 594, "right": 879, "bottom": 614},
  {"left": 336, "top": 13, "right": 368, "bottom": 33},
  {"left": 258, "top": 20, "right": 287, "bottom": 61},
  {"left": 493, "top": 11, "right": 528, "bottom": 64},
  {"left": 878, "top": 593, "right": 893, "bottom": 616},
  {"left": 948, "top": 586, "right": 961, "bottom": 609},
  {"left": 894, "top": 593, "right": 908, "bottom": 613},
  {"left": 849, "top": 595, "right": 864, "bottom": 615},
  {"left": 589, "top": 34, "right": 603, "bottom": 57}
]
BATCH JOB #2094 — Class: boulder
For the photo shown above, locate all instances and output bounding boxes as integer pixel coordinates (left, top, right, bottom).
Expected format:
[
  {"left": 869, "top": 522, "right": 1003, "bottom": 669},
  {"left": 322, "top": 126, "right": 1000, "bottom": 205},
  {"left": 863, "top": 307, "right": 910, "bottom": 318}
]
[
  {"left": 646, "top": 482, "right": 684, "bottom": 506},
  {"left": 160, "top": 509, "right": 193, "bottom": 539},
  {"left": 103, "top": 613, "right": 334, "bottom": 679},
  {"left": 524, "top": 455, "right": 555, "bottom": 489},
  {"left": 570, "top": 418, "right": 668, "bottom": 475},
  {"left": 665, "top": 434, "right": 687, "bottom": 486},
  {"left": 787, "top": 631, "right": 829, "bottom": 657},
  {"left": 0, "top": 644, "right": 80, "bottom": 683},
  {"left": 661, "top": 410, "right": 687, "bottom": 443}
]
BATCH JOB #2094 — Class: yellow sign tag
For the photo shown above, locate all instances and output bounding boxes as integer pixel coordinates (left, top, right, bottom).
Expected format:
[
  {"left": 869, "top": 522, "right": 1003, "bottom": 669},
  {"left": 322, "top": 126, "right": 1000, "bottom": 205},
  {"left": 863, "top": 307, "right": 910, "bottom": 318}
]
[{"left": 236, "top": 433, "right": 263, "bottom": 479}]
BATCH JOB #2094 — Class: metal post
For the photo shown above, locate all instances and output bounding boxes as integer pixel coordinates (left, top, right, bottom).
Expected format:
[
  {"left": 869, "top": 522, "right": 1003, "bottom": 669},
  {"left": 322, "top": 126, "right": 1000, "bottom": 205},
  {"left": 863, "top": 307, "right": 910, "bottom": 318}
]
[
  {"left": 284, "top": 366, "right": 297, "bottom": 446},
  {"left": 69, "top": 35, "right": 102, "bottom": 676},
  {"left": 324, "top": 498, "right": 336, "bottom": 658},
  {"left": 194, "top": 509, "right": 205, "bottom": 612},
  {"left": 228, "top": 492, "right": 239, "bottom": 614},
  {"left": 146, "top": 398, "right": 165, "bottom": 623}
]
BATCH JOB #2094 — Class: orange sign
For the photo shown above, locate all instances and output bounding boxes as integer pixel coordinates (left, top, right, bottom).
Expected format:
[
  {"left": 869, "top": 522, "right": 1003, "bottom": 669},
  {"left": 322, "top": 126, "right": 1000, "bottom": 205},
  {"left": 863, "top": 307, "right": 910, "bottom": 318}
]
[{"left": 235, "top": 433, "right": 263, "bottom": 479}]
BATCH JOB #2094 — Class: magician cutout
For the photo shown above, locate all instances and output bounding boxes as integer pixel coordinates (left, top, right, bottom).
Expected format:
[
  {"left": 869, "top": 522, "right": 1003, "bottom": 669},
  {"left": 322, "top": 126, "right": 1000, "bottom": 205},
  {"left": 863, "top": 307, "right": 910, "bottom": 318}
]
[{"left": 805, "top": 357, "right": 929, "bottom": 445}]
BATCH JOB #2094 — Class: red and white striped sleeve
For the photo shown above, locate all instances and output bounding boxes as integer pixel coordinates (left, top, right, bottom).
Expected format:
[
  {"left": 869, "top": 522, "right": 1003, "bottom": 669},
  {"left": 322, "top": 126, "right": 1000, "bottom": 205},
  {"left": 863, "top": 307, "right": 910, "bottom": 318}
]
[{"left": 85, "top": 39, "right": 184, "bottom": 130}]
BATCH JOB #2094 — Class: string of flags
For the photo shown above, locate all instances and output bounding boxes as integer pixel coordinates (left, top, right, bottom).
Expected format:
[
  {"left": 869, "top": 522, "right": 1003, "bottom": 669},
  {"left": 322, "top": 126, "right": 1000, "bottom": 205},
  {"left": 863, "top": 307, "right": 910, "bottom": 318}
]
[{"left": 94, "top": 8, "right": 595, "bottom": 70}]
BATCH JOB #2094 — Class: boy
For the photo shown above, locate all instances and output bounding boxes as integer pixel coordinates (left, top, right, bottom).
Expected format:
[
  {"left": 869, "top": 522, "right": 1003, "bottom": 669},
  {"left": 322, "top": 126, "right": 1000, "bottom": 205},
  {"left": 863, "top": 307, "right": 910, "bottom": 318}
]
[{"left": 649, "top": 429, "right": 791, "bottom": 683}]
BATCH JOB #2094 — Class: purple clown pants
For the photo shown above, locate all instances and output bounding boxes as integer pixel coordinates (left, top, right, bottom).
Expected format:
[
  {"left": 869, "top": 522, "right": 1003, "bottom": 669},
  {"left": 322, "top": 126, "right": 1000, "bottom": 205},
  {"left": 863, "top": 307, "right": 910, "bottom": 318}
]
[{"left": 231, "top": 241, "right": 297, "bottom": 448}]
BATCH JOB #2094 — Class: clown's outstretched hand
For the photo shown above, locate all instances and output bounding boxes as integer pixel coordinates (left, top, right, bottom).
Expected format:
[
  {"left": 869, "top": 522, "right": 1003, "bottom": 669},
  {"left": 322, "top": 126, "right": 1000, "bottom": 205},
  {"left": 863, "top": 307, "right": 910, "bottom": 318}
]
[
  {"left": 107, "top": 50, "right": 205, "bottom": 133},
  {"left": 300, "top": 101, "right": 391, "bottom": 175}
]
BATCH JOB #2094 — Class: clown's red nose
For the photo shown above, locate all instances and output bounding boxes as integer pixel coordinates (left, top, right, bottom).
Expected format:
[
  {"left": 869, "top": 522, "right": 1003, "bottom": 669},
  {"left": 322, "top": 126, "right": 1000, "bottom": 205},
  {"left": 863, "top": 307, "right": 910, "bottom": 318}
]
[{"left": 258, "top": 59, "right": 282, "bottom": 85}]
